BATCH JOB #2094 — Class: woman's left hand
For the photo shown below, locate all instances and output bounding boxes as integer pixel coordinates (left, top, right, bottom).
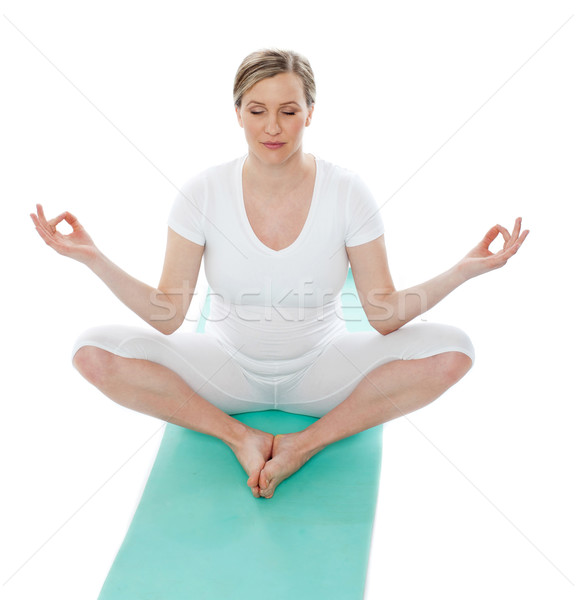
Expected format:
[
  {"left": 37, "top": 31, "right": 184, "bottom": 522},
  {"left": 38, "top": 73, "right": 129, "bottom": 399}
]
[{"left": 457, "top": 217, "right": 530, "bottom": 281}]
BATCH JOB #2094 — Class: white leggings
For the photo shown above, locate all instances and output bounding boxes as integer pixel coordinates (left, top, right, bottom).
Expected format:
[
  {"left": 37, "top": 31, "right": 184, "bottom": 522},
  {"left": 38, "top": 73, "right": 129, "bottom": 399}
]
[{"left": 72, "top": 322, "right": 474, "bottom": 418}]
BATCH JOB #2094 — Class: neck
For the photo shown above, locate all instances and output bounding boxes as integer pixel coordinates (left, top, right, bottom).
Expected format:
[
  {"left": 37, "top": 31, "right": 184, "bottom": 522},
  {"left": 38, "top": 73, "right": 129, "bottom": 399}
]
[{"left": 244, "top": 150, "right": 312, "bottom": 196}]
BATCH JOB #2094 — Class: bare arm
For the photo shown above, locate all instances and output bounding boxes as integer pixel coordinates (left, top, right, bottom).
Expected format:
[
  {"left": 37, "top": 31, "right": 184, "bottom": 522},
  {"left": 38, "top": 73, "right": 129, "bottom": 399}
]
[
  {"left": 31, "top": 204, "right": 204, "bottom": 334},
  {"left": 347, "top": 218, "right": 529, "bottom": 336}
]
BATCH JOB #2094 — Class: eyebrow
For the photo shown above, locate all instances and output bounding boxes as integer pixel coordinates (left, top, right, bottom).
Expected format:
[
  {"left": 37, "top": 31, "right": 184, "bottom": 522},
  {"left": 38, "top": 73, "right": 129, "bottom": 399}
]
[{"left": 246, "top": 100, "right": 300, "bottom": 107}]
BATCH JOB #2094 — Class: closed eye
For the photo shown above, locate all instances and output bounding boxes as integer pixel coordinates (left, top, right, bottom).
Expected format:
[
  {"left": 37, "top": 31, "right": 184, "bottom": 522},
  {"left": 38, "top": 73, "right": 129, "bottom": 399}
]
[{"left": 249, "top": 111, "right": 296, "bottom": 116}]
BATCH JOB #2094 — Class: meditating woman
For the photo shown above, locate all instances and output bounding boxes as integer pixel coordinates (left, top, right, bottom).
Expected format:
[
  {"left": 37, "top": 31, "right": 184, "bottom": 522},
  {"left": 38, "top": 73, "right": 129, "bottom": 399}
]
[{"left": 31, "top": 49, "right": 529, "bottom": 499}]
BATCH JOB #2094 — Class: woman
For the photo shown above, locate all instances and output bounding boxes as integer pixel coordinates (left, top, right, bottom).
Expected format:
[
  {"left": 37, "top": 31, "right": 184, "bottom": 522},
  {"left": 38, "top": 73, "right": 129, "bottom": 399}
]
[{"left": 31, "top": 49, "right": 529, "bottom": 499}]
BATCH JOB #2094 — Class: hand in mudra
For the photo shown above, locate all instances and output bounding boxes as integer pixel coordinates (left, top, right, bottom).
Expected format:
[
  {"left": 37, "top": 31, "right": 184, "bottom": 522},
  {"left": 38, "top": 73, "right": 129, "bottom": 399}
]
[
  {"left": 30, "top": 203, "right": 98, "bottom": 265},
  {"left": 458, "top": 217, "right": 530, "bottom": 280}
]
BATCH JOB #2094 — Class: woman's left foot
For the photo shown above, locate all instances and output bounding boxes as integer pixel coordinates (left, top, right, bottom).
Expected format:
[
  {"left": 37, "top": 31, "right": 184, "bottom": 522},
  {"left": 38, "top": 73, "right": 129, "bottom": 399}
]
[{"left": 258, "top": 433, "right": 311, "bottom": 499}]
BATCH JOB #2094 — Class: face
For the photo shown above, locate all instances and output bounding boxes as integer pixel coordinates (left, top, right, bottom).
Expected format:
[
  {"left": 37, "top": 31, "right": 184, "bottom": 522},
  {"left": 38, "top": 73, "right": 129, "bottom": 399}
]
[{"left": 236, "top": 72, "right": 314, "bottom": 166}]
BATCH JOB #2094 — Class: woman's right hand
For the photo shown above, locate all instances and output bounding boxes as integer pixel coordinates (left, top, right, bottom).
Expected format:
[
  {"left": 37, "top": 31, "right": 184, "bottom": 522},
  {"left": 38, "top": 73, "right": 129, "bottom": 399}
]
[{"left": 30, "top": 204, "right": 99, "bottom": 266}]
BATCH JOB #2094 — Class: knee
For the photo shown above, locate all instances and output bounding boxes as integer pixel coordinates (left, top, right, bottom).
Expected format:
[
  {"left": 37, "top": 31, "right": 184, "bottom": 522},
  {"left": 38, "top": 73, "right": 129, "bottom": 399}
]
[
  {"left": 72, "top": 346, "right": 118, "bottom": 388},
  {"left": 436, "top": 351, "right": 473, "bottom": 387}
]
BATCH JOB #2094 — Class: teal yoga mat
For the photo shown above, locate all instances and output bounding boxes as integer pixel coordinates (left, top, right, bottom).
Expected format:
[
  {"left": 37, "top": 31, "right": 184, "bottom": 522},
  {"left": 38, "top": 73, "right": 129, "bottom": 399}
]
[{"left": 98, "top": 268, "right": 382, "bottom": 600}]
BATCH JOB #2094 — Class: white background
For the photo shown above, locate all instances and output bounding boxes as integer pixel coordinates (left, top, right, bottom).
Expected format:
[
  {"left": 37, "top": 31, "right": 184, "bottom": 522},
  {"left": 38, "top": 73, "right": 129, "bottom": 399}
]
[{"left": 1, "top": 0, "right": 575, "bottom": 598}]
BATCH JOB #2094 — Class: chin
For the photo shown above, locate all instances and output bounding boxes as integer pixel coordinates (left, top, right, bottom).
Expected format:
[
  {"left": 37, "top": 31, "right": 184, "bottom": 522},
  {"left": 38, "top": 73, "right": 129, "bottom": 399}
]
[{"left": 256, "top": 145, "right": 302, "bottom": 166}]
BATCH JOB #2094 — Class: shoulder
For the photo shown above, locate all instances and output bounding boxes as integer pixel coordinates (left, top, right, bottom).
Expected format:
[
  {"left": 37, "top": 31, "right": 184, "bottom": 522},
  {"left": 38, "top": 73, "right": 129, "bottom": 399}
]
[
  {"left": 179, "top": 155, "right": 244, "bottom": 193},
  {"left": 315, "top": 156, "right": 355, "bottom": 182},
  {"left": 316, "top": 158, "right": 372, "bottom": 205},
  {"left": 315, "top": 156, "right": 370, "bottom": 194},
  {"left": 171, "top": 156, "right": 244, "bottom": 216}
]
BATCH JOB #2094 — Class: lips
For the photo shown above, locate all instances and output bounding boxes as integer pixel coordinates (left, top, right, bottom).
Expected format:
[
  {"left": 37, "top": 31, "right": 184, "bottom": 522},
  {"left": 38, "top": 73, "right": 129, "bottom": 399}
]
[{"left": 262, "top": 142, "right": 286, "bottom": 150}]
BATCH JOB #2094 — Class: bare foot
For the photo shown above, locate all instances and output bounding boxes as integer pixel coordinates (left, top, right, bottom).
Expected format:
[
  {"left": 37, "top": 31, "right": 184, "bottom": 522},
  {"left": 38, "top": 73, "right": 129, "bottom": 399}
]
[
  {"left": 258, "top": 433, "right": 312, "bottom": 499},
  {"left": 227, "top": 425, "right": 274, "bottom": 498}
]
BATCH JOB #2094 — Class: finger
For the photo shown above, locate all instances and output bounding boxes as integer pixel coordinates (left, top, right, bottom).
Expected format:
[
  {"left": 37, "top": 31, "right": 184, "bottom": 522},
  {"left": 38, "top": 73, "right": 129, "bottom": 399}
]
[
  {"left": 509, "top": 217, "right": 522, "bottom": 245},
  {"left": 518, "top": 229, "right": 530, "bottom": 245},
  {"left": 33, "top": 219, "right": 58, "bottom": 248},
  {"left": 63, "top": 211, "right": 83, "bottom": 231},
  {"left": 31, "top": 211, "right": 54, "bottom": 239},
  {"left": 36, "top": 203, "right": 49, "bottom": 228},
  {"left": 480, "top": 225, "right": 500, "bottom": 248},
  {"left": 505, "top": 228, "right": 529, "bottom": 254},
  {"left": 497, "top": 233, "right": 527, "bottom": 262},
  {"left": 501, "top": 243, "right": 520, "bottom": 260},
  {"left": 480, "top": 224, "right": 508, "bottom": 250},
  {"left": 496, "top": 224, "right": 511, "bottom": 244},
  {"left": 36, "top": 204, "right": 66, "bottom": 233},
  {"left": 512, "top": 217, "right": 522, "bottom": 237},
  {"left": 47, "top": 212, "right": 69, "bottom": 230}
]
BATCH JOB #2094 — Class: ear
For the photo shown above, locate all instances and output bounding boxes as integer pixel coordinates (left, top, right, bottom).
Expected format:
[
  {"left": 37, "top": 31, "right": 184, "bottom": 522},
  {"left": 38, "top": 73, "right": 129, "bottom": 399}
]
[
  {"left": 235, "top": 105, "right": 244, "bottom": 128},
  {"left": 305, "top": 104, "right": 315, "bottom": 127}
]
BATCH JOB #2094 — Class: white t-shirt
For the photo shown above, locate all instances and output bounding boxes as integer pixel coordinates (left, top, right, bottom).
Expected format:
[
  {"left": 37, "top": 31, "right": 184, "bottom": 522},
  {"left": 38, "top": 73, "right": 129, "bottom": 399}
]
[{"left": 168, "top": 154, "right": 384, "bottom": 371}]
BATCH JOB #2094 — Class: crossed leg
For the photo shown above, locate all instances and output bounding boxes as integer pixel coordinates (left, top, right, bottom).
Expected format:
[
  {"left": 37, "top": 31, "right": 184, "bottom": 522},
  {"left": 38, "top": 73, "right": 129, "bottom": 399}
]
[
  {"left": 73, "top": 346, "right": 274, "bottom": 498},
  {"left": 257, "top": 350, "right": 472, "bottom": 498},
  {"left": 73, "top": 345, "right": 471, "bottom": 499}
]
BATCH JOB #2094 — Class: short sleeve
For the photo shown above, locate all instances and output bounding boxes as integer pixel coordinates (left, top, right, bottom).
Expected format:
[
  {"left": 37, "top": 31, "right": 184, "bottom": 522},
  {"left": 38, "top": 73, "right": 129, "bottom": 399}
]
[
  {"left": 345, "top": 174, "right": 385, "bottom": 247},
  {"left": 167, "top": 178, "right": 206, "bottom": 246}
]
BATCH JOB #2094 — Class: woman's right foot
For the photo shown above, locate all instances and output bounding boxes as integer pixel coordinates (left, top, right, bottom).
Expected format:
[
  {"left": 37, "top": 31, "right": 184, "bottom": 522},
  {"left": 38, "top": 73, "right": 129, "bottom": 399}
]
[{"left": 227, "top": 426, "right": 275, "bottom": 498}]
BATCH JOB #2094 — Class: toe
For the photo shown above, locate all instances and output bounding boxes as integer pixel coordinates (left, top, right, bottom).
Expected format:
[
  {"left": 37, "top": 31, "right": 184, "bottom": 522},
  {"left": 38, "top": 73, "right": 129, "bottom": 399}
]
[
  {"left": 247, "top": 471, "right": 260, "bottom": 488},
  {"left": 260, "top": 487, "right": 274, "bottom": 499},
  {"left": 259, "top": 468, "right": 270, "bottom": 491},
  {"left": 259, "top": 471, "right": 275, "bottom": 498}
]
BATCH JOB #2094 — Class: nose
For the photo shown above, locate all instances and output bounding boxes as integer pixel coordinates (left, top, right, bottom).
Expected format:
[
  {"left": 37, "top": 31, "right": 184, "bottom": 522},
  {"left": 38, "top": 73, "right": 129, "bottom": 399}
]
[{"left": 265, "top": 114, "right": 281, "bottom": 135}]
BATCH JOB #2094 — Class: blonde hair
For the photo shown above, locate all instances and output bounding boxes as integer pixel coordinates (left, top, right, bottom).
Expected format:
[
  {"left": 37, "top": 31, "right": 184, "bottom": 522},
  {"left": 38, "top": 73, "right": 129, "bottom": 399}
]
[{"left": 233, "top": 49, "right": 316, "bottom": 108}]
